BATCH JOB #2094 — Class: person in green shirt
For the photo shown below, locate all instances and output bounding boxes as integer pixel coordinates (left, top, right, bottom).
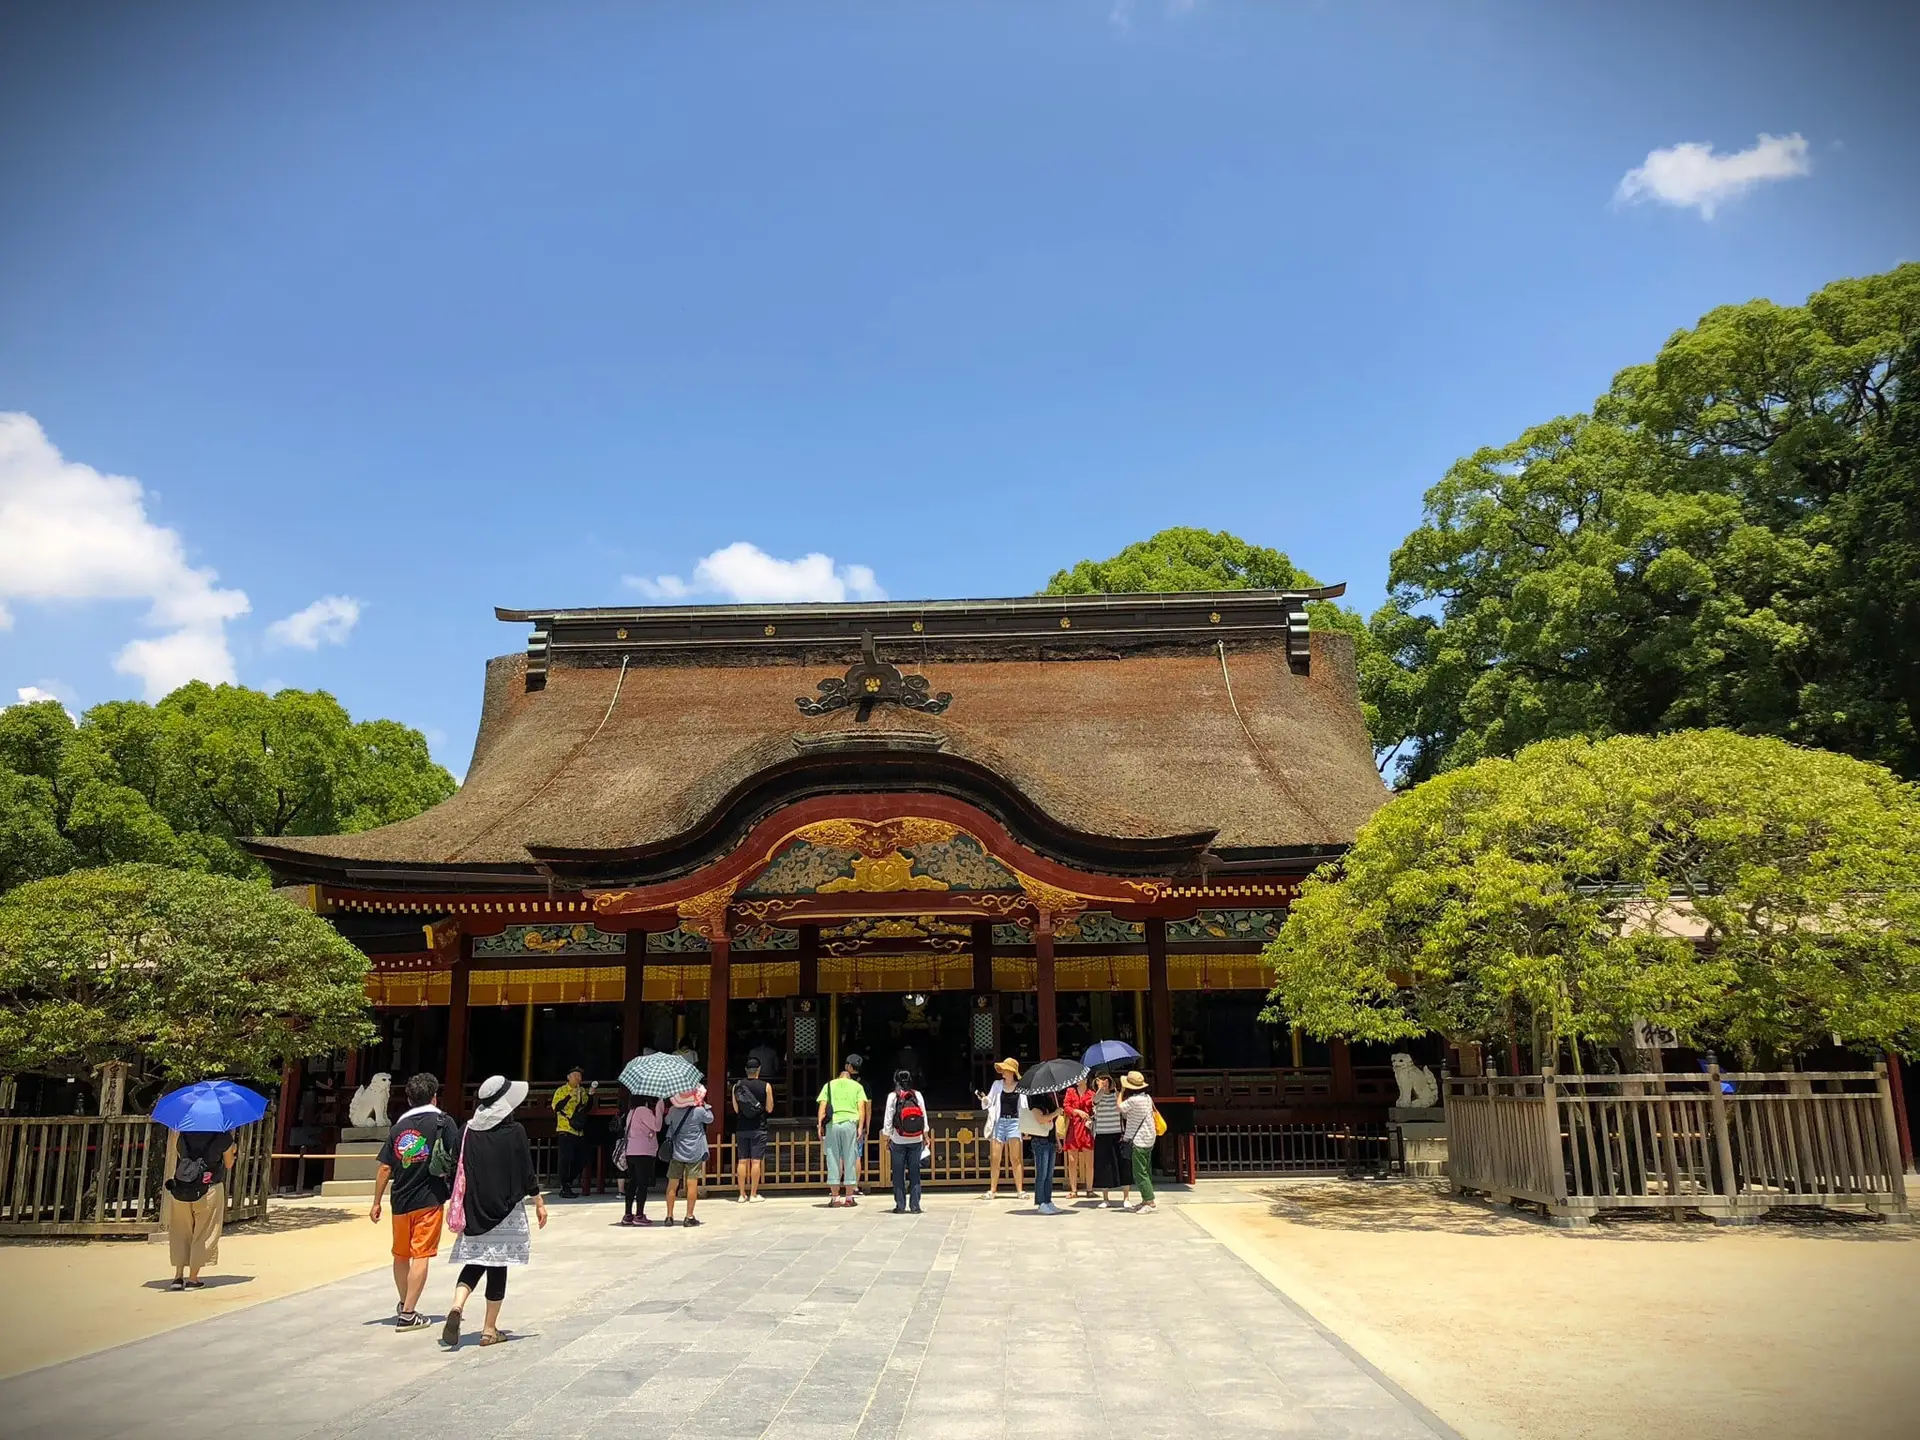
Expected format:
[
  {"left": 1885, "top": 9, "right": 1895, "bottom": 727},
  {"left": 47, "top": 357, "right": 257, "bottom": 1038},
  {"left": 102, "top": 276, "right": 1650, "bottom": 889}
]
[
  {"left": 816, "top": 1054, "right": 870, "bottom": 1208},
  {"left": 551, "top": 1067, "right": 594, "bottom": 1199}
]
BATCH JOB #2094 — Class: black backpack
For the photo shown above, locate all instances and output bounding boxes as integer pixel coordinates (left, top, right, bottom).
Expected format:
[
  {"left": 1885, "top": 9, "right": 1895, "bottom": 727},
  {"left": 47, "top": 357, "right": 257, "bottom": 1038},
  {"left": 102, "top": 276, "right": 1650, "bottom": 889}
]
[
  {"left": 893, "top": 1089, "right": 926, "bottom": 1141},
  {"left": 167, "top": 1142, "right": 215, "bottom": 1202},
  {"left": 734, "top": 1081, "right": 767, "bottom": 1125}
]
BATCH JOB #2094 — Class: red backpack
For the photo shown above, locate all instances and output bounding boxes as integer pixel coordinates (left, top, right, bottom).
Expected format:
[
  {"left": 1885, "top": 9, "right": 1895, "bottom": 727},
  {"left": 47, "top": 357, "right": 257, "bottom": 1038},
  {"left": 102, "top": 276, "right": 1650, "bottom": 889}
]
[{"left": 893, "top": 1088, "right": 926, "bottom": 1140}]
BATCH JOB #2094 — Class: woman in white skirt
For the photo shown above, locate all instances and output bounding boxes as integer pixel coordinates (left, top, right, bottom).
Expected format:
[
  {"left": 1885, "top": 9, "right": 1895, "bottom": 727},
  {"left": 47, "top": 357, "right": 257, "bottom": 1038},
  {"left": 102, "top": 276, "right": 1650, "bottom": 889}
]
[{"left": 442, "top": 1077, "right": 547, "bottom": 1349}]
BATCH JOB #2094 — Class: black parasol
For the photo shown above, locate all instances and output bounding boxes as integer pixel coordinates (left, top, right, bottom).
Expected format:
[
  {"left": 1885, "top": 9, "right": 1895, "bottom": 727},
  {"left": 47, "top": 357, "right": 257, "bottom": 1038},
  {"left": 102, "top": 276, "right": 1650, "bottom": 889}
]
[{"left": 1015, "top": 1058, "right": 1089, "bottom": 1095}]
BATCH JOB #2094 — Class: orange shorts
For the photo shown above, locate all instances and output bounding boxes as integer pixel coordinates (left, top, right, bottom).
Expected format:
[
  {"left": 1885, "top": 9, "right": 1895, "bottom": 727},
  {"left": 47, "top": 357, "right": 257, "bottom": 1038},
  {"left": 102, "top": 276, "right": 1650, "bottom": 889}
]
[{"left": 390, "top": 1205, "right": 443, "bottom": 1260}]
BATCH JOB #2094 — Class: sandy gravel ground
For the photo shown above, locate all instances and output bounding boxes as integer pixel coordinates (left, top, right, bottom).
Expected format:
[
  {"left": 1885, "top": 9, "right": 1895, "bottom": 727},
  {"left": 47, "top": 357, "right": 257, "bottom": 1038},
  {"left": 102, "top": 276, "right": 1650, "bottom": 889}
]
[
  {"left": 1186, "top": 1179, "right": 1920, "bottom": 1440},
  {"left": 0, "top": 1197, "right": 386, "bottom": 1378}
]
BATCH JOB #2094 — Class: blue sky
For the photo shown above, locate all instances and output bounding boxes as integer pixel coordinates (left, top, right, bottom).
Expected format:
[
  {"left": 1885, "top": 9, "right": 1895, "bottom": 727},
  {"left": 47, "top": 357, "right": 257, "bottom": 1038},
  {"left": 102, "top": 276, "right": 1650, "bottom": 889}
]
[{"left": 1, "top": 1, "right": 1913, "bottom": 774}]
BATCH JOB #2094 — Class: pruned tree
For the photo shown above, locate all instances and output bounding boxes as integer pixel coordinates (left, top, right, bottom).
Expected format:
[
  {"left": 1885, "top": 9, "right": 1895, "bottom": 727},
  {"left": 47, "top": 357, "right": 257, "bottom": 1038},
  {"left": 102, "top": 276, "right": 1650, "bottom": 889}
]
[
  {"left": 0, "top": 864, "right": 375, "bottom": 1087},
  {"left": 1263, "top": 730, "right": 1920, "bottom": 1065}
]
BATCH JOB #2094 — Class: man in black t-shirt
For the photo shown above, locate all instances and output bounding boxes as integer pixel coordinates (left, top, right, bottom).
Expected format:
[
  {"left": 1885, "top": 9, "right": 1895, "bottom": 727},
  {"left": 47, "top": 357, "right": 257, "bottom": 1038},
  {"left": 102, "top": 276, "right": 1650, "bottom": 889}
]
[
  {"left": 731, "top": 1057, "right": 774, "bottom": 1203},
  {"left": 370, "top": 1073, "right": 462, "bottom": 1330}
]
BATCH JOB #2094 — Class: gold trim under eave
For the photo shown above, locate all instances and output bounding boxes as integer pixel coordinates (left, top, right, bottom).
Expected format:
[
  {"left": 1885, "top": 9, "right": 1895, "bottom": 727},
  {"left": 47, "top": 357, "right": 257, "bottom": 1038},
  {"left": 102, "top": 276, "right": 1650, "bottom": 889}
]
[{"left": 818, "top": 954, "right": 973, "bottom": 995}]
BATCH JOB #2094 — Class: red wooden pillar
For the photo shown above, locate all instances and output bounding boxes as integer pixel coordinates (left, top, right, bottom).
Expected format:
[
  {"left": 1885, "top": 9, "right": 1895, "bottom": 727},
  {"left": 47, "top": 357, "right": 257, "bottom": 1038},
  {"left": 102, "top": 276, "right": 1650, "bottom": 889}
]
[
  {"left": 1889, "top": 1051, "right": 1914, "bottom": 1173},
  {"left": 707, "top": 924, "right": 730, "bottom": 1139},
  {"left": 1146, "top": 917, "right": 1174, "bottom": 1089},
  {"left": 274, "top": 1058, "right": 302, "bottom": 1190},
  {"left": 1035, "top": 914, "right": 1058, "bottom": 1061},
  {"left": 622, "top": 935, "right": 645, "bottom": 1061},
  {"left": 445, "top": 950, "right": 470, "bottom": 1115},
  {"left": 1330, "top": 1039, "right": 1356, "bottom": 1116}
]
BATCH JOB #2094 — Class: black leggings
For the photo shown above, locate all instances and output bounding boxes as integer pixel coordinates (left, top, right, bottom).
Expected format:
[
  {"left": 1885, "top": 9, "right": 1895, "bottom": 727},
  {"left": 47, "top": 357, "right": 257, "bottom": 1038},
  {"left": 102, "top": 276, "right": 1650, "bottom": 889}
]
[
  {"left": 624, "top": 1154, "right": 657, "bottom": 1217},
  {"left": 457, "top": 1264, "right": 508, "bottom": 1303}
]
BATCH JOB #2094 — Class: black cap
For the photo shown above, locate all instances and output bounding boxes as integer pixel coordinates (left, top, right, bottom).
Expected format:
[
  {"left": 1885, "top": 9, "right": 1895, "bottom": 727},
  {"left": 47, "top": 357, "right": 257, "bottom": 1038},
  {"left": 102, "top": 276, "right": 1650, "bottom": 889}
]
[{"left": 844, "top": 1053, "right": 863, "bottom": 1072}]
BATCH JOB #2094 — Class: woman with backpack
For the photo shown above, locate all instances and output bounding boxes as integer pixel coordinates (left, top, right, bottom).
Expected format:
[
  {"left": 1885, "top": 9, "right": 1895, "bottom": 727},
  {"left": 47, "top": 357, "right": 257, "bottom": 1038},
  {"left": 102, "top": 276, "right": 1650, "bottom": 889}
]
[
  {"left": 441, "top": 1076, "right": 547, "bottom": 1349},
  {"left": 881, "top": 1068, "right": 929, "bottom": 1214},
  {"left": 164, "top": 1128, "right": 237, "bottom": 1290},
  {"left": 661, "top": 1085, "right": 714, "bottom": 1227}
]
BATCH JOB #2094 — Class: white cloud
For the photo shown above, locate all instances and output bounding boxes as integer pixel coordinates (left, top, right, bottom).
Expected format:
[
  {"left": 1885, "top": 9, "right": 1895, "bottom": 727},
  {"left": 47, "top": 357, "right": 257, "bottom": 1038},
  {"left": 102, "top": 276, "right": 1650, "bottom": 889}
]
[
  {"left": 0, "top": 412, "right": 249, "bottom": 699},
  {"left": 10, "top": 684, "right": 77, "bottom": 720},
  {"left": 1614, "top": 132, "right": 1811, "bottom": 219},
  {"left": 266, "top": 594, "right": 362, "bottom": 650},
  {"left": 625, "top": 542, "right": 887, "bottom": 604}
]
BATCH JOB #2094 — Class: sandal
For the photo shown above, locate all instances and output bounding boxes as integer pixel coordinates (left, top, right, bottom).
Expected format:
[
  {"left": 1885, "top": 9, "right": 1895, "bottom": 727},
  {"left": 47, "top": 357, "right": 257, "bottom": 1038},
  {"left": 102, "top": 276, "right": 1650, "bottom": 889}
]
[
  {"left": 479, "top": 1329, "right": 510, "bottom": 1347},
  {"left": 440, "top": 1310, "right": 462, "bottom": 1349}
]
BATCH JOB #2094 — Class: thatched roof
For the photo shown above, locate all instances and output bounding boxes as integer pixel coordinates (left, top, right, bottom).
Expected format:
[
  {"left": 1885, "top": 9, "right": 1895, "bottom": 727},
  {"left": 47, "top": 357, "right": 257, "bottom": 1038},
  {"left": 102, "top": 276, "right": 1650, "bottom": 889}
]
[{"left": 246, "top": 593, "right": 1388, "bottom": 886}]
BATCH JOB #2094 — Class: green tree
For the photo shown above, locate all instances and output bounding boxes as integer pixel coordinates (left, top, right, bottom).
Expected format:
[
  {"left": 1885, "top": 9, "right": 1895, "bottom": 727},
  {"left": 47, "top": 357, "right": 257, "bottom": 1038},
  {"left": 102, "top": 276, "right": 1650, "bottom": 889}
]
[
  {"left": 1043, "top": 527, "right": 1393, "bottom": 760},
  {"left": 0, "top": 685, "right": 456, "bottom": 894},
  {"left": 1373, "top": 263, "right": 1920, "bottom": 783},
  {"left": 1262, "top": 731, "right": 1920, "bottom": 1064},
  {"left": 0, "top": 864, "right": 374, "bottom": 1086}
]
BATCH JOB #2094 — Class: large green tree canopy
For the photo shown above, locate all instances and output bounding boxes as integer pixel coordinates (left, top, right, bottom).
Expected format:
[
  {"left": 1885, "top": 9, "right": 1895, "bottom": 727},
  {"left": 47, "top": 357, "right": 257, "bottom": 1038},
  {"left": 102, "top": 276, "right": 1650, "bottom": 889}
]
[
  {"left": 0, "top": 864, "right": 374, "bottom": 1086},
  {"left": 1043, "top": 527, "right": 1392, "bottom": 760},
  {"left": 0, "top": 683, "right": 455, "bottom": 895},
  {"left": 1263, "top": 730, "right": 1920, "bottom": 1065},
  {"left": 1371, "top": 264, "right": 1920, "bottom": 784}
]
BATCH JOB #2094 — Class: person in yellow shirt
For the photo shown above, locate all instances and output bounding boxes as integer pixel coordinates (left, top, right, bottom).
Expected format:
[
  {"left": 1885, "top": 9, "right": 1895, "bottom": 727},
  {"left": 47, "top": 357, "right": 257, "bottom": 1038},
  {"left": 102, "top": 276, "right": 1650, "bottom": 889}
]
[
  {"left": 816, "top": 1054, "right": 869, "bottom": 1208},
  {"left": 551, "top": 1066, "right": 594, "bottom": 1198}
]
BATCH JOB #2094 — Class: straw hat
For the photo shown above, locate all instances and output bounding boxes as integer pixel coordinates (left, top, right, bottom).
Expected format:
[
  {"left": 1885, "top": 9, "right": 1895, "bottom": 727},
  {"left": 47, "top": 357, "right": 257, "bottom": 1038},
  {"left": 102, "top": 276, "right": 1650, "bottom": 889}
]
[
  {"left": 1119, "top": 1070, "right": 1149, "bottom": 1093},
  {"left": 993, "top": 1057, "right": 1021, "bottom": 1078}
]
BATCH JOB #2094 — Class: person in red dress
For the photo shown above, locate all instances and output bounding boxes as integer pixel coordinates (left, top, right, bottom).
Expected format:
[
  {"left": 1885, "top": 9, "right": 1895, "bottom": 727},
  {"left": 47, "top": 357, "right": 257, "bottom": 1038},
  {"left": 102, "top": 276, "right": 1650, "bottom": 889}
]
[{"left": 1061, "top": 1078, "right": 1095, "bottom": 1202}]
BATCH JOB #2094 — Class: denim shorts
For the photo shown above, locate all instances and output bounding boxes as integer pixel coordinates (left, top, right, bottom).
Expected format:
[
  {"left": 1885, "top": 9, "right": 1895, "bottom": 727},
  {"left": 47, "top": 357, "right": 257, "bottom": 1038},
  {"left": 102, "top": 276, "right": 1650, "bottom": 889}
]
[{"left": 991, "top": 1116, "right": 1022, "bottom": 1144}]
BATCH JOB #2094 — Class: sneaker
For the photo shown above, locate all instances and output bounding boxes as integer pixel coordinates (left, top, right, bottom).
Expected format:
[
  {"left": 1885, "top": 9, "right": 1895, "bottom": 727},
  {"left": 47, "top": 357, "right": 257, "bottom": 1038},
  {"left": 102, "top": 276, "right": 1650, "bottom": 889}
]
[
  {"left": 749, "top": 1194, "right": 767, "bottom": 1203},
  {"left": 909, "top": 1207, "right": 923, "bottom": 1214},
  {"left": 396, "top": 1311, "right": 433, "bottom": 1331},
  {"left": 633, "top": 1215, "right": 655, "bottom": 1226},
  {"left": 684, "top": 1216, "right": 703, "bottom": 1228},
  {"left": 663, "top": 1216, "right": 678, "bottom": 1227},
  {"left": 889, "top": 1207, "right": 906, "bottom": 1215}
]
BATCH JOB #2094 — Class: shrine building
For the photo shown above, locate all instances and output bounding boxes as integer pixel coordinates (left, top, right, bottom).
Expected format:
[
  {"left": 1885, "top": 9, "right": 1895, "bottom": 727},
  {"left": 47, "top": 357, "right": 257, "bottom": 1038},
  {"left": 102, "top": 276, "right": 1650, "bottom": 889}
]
[{"left": 248, "top": 588, "right": 1410, "bottom": 1181}]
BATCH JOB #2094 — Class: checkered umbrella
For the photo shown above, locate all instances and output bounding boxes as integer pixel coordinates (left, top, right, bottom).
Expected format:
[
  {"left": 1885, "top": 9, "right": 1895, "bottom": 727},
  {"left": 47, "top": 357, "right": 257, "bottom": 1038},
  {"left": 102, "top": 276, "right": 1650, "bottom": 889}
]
[{"left": 619, "top": 1052, "right": 702, "bottom": 1098}]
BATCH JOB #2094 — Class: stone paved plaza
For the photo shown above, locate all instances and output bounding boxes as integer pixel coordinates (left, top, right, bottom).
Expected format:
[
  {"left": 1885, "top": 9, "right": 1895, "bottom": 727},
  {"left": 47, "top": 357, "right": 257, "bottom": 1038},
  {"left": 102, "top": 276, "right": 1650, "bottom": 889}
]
[{"left": 1, "top": 1195, "right": 1452, "bottom": 1440}]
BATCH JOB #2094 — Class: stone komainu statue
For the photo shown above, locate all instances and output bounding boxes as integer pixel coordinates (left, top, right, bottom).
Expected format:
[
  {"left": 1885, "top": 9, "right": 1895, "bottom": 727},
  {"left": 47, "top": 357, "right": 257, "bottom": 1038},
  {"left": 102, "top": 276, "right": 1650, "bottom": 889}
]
[
  {"left": 1390, "top": 1053, "right": 1439, "bottom": 1109},
  {"left": 347, "top": 1072, "right": 392, "bottom": 1129}
]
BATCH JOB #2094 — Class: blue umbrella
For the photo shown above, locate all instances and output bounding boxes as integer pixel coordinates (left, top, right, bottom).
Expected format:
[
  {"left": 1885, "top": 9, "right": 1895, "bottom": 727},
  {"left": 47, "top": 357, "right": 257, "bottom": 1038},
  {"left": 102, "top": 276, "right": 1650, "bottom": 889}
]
[
  {"left": 1082, "top": 1040, "right": 1140, "bottom": 1069},
  {"left": 151, "top": 1080, "right": 269, "bottom": 1133}
]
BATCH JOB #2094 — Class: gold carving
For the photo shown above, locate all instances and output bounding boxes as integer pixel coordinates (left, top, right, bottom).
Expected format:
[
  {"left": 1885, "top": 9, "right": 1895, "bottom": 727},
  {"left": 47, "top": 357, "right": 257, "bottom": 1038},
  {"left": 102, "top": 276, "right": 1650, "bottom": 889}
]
[
  {"left": 764, "top": 624, "right": 777, "bottom": 636},
  {"left": 911, "top": 620, "right": 924, "bottom": 633},
  {"left": 1015, "top": 869, "right": 1089, "bottom": 917},
  {"left": 1059, "top": 616, "right": 1071, "bottom": 629},
  {"left": 1209, "top": 612, "right": 1221, "bottom": 624},
  {"left": 616, "top": 627, "right": 628, "bottom": 639},
  {"left": 677, "top": 881, "right": 739, "bottom": 939},
  {"left": 593, "top": 891, "right": 633, "bottom": 914},
  {"left": 863, "top": 676, "right": 881, "bottom": 693},
  {"left": 818, "top": 851, "right": 949, "bottom": 894},
  {"left": 734, "top": 897, "right": 805, "bottom": 923},
  {"left": 1122, "top": 879, "right": 1169, "bottom": 901},
  {"left": 791, "top": 817, "right": 958, "bottom": 859}
]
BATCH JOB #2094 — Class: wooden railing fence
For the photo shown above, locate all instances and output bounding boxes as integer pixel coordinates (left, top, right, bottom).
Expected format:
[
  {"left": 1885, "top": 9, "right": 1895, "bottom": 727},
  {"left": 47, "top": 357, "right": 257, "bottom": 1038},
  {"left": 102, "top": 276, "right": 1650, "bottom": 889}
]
[
  {"left": 1447, "top": 1068, "right": 1910, "bottom": 1225},
  {"left": 0, "top": 1112, "right": 275, "bottom": 1237}
]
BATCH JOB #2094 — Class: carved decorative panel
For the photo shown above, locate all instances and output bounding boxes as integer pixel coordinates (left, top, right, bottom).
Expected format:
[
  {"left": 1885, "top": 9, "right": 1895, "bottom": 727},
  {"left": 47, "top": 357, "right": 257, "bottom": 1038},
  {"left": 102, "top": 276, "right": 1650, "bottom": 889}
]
[{"left": 472, "top": 924, "right": 627, "bottom": 959}]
